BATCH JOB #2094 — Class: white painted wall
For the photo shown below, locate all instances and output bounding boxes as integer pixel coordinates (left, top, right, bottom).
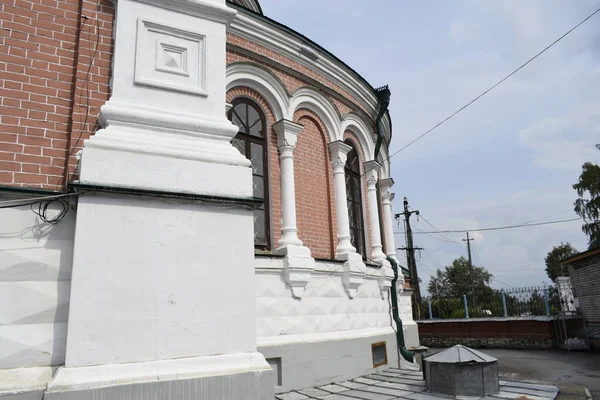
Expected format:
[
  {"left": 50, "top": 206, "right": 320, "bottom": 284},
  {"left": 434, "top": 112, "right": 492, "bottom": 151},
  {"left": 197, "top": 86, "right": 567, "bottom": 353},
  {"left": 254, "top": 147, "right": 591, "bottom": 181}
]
[{"left": 0, "top": 197, "right": 75, "bottom": 370}]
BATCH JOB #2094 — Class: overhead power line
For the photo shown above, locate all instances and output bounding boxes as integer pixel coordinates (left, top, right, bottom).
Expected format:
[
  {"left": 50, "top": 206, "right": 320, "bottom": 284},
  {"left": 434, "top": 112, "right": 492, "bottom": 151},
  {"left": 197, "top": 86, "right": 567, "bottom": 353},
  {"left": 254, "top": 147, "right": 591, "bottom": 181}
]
[
  {"left": 394, "top": 217, "right": 581, "bottom": 235},
  {"left": 373, "top": 6, "right": 600, "bottom": 170}
]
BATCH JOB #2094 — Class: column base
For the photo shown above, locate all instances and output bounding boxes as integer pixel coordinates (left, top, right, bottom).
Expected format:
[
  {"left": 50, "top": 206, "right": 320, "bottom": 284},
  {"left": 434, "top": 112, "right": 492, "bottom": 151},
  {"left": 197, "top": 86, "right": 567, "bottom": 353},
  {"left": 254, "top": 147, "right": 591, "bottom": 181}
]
[
  {"left": 276, "top": 245, "right": 315, "bottom": 299},
  {"left": 45, "top": 353, "right": 273, "bottom": 400}
]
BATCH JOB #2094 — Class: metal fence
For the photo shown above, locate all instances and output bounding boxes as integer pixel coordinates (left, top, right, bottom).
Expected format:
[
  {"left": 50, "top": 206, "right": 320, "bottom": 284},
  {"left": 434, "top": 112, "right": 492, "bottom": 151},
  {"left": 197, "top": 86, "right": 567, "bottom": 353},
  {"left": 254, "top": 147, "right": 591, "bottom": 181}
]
[{"left": 419, "top": 285, "right": 562, "bottom": 320}]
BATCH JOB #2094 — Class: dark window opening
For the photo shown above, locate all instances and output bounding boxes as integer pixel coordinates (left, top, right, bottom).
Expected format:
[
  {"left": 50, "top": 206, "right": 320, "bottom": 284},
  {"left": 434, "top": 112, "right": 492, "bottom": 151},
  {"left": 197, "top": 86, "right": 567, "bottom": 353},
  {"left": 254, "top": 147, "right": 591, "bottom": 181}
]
[
  {"left": 228, "top": 98, "right": 270, "bottom": 250},
  {"left": 344, "top": 140, "right": 366, "bottom": 259}
]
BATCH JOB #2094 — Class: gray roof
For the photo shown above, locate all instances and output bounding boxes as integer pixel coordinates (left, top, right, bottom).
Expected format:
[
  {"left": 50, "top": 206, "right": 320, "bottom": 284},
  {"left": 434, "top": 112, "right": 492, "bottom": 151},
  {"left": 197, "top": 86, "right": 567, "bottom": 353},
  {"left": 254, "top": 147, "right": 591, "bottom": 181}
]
[{"left": 425, "top": 345, "right": 497, "bottom": 363}]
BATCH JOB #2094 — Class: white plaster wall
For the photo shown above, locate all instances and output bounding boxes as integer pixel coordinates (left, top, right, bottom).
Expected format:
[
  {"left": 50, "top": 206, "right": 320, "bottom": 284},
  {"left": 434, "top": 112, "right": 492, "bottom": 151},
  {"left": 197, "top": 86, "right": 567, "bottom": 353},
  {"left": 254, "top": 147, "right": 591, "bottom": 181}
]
[
  {"left": 0, "top": 200, "right": 75, "bottom": 369},
  {"left": 65, "top": 195, "right": 257, "bottom": 367},
  {"left": 255, "top": 258, "right": 392, "bottom": 338}
]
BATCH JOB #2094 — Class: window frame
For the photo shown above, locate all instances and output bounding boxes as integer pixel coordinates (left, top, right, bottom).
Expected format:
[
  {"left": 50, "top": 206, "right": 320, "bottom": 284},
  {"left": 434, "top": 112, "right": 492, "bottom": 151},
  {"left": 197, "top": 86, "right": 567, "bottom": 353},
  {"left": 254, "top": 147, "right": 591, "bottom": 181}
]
[
  {"left": 344, "top": 140, "right": 367, "bottom": 260},
  {"left": 228, "top": 97, "right": 271, "bottom": 250}
]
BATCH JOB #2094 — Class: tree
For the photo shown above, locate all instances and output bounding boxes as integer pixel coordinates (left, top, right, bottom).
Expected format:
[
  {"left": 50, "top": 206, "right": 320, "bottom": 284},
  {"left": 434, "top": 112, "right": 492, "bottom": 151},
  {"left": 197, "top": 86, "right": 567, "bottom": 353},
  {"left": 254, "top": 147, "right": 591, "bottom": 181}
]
[
  {"left": 573, "top": 144, "right": 600, "bottom": 249},
  {"left": 544, "top": 242, "right": 578, "bottom": 283},
  {"left": 427, "top": 256, "right": 494, "bottom": 299}
]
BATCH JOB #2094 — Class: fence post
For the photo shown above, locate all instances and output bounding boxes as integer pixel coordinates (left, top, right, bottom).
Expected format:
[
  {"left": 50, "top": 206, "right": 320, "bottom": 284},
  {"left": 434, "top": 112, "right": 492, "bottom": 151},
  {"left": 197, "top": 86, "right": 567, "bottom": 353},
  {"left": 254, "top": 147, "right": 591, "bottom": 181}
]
[
  {"left": 428, "top": 297, "right": 433, "bottom": 320},
  {"left": 501, "top": 291, "right": 508, "bottom": 317},
  {"left": 463, "top": 294, "right": 469, "bottom": 319},
  {"left": 543, "top": 288, "right": 550, "bottom": 316}
]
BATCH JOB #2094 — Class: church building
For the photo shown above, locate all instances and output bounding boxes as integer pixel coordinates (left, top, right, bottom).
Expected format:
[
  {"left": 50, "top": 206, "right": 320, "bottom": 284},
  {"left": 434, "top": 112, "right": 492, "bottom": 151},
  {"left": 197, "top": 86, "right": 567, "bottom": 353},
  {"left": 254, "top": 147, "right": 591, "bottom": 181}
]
[{"left": 0, "top": 0, "right": 419, "bottom": 398}]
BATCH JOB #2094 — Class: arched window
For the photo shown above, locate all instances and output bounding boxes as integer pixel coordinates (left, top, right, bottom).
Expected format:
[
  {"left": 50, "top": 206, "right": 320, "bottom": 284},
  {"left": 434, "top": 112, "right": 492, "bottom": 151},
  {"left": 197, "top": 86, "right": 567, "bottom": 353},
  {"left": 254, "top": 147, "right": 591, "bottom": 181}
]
[
  {"left": 228, "top": 98, "right": 270, "bottom": 249},
  {"left": 344, "top": 140, "right": 366, "bottom": 258}
]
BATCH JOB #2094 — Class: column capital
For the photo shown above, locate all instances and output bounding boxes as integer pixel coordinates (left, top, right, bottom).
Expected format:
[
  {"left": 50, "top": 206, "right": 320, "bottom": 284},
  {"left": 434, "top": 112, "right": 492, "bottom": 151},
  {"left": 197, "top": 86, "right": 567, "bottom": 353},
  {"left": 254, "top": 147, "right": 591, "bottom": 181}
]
[
  {"left": 364, "top": 160, "right": 381, "bottom": 185},
  {"left": 328, "top": 140, "right": 352, "bottom": 167},
  {"left": 379, "top": 178, "right": 394, "bottom": 190},
  {"left": 274, "top": 119, "right": 303, "bottom": 148}
]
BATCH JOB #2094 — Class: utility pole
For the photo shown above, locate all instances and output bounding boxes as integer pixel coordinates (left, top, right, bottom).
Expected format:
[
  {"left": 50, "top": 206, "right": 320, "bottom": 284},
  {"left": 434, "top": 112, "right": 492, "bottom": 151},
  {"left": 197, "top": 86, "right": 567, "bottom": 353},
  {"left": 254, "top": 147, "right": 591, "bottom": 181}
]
[
  {"left": 463, "top": 232, "right": 474, "bottom": 268},
  {"left": 395, "top": 197, "right": 422, "bottom": 320}
]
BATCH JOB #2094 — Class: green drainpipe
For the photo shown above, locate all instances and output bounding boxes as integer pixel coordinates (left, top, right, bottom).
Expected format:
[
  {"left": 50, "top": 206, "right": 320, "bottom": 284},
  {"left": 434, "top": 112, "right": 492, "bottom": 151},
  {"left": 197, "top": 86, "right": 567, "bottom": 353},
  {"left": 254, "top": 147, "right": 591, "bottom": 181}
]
[
  {"left": 387, "top": 255, "right": 414, "bottom": 363},
  {"left": 374, "top": 85, "right": 391, "bottom": 160}
]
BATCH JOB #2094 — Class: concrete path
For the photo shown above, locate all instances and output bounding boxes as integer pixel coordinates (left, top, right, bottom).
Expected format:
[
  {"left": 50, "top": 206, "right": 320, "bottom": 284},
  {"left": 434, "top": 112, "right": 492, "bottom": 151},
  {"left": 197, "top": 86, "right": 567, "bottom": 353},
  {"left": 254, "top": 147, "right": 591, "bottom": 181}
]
[{"left": 275, "top": 367, "right": 560, "bottom": 400}]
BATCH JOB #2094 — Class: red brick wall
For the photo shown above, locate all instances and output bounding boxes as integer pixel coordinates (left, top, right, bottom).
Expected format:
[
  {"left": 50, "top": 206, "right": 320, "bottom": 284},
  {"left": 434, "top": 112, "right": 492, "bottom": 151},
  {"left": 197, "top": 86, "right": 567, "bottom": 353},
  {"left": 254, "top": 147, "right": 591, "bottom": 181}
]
[
  {"left": 0, "top": 0, "right": 114, "bottom": 190},
  {"left": 293, "top": 109, "right": 336, "bottom": 259}
]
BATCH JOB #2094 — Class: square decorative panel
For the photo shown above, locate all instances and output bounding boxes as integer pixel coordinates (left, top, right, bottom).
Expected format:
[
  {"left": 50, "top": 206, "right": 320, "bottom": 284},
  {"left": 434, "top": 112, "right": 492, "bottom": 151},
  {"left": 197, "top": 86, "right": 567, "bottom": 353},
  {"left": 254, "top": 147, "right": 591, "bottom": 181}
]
[{"left": 135, "top": 18, "right": 207, "bottom": 96}]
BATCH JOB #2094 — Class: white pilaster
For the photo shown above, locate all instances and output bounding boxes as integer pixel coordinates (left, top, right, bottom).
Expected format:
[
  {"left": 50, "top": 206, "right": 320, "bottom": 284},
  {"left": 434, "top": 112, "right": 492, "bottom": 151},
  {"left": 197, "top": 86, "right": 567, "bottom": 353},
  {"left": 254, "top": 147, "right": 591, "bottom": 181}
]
[
  {"left": 274, "top": 119, "right": 304, "bottom": 248},
  {"left": 364, "top": 161, "right": 387, "bottom": 262},
  {"left": 274, "top": 119, "right": 314, "bottom": 299},
  {"left": 51, "top": 0, "right": 273, "bottom": 397},
  {"left": 379, "top": 178, "right": 399, "bottom": 261},
  {"left": 328, "top": 141, "right": 366, "bottom": 298}
]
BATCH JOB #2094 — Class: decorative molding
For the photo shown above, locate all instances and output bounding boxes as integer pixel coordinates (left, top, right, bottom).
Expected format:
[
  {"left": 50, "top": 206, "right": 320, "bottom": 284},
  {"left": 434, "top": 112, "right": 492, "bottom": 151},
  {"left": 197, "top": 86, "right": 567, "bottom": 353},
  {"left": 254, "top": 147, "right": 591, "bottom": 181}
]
[
  {"left": 328, "top": 140, "right": 352, "bottom": 168},
  {"left": 135, "top": 19, "right": 207, "bottom": 97},
  {"left": 278, "top": 245, "right": 315, "bottom": 299},
  {"left": 378, "top": 261, "right": 393, "bottom": 299},
  {"left": 229, "top": 12, "right": 380, "bottom": 121},
  {"left": 274, "top": 119, "right": 303, "bottom": 149},
  {"left": 226, "top": 62, "right": 290, "bottom": 121},
  {"left": 289, "top": 87, "right": 341, "bottom": 143},
  {"left": 136, "top": 0, "right": 237, "bottom": 25},
  {"left": 340, "top": 252, "right": 366, "bottom": 299},
  {"left": 364, "top": 161, "right": 381, "bottom": 185},
  {"left": 379, "top": 178, "right": 394, "bottom": 203}
]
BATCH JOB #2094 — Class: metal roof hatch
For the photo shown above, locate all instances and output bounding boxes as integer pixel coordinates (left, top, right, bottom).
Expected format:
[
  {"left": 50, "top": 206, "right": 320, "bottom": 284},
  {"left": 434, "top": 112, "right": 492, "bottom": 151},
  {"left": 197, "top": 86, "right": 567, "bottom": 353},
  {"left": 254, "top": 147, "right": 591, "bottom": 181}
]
[{"left": 423, "top": 345, "right": 500, "bottom": 397}]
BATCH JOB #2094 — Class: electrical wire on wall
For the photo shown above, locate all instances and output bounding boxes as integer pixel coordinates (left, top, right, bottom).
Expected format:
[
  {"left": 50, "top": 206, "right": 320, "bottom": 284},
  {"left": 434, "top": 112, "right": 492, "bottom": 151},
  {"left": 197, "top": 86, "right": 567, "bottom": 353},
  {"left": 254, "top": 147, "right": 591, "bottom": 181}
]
[{"left": 0, "top": 193, "right": 78, "bottom": 224}]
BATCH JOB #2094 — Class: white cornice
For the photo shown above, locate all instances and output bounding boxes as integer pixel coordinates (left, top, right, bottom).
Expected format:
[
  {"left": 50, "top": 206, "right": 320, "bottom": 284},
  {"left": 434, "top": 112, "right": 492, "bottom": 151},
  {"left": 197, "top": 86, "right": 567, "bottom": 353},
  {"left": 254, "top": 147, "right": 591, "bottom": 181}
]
[{"left": 229, "top": 12, "right": 383, "bottom": 124}]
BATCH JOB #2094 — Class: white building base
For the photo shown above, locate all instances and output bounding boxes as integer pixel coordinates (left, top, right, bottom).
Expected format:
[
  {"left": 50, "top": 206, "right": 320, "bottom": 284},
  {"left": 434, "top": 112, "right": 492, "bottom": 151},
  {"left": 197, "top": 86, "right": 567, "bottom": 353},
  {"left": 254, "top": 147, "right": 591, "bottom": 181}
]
[
  {"left": 45, "top": 353, "right": 272, "bottom": 400},
  {"left": 259, "top": 328, "right": 398, "bottom": 394}
]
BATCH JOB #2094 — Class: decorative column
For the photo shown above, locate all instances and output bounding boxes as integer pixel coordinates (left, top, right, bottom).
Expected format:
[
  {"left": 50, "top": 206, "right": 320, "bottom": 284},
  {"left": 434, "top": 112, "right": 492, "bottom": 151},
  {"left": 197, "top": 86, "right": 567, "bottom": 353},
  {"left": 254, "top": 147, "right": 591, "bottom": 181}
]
[
  {"left": 46, "top": 0, "right": 273, "bottom": 398},
  {"left": 328, "top": 141, "right": 355, "bottom": 256},
  {"left": 274, "top": 119, "right": 314, "bottom": 299},
  {"left": 364, "top": 161, "right": 387, "bottom": 262},
  {"left": 379, "top": 178, "right": 399, "bottom": 262},
  {"left": 329, "top": 141, "right": 366, "bottom": 298}
]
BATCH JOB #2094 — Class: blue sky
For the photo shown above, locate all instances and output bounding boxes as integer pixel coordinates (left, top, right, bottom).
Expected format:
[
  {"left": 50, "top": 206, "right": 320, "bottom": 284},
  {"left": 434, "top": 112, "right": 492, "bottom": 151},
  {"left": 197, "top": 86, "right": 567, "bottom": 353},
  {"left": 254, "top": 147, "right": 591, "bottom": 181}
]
[{"left": 258, "top": 0, "right": 600, "bottom": 290}]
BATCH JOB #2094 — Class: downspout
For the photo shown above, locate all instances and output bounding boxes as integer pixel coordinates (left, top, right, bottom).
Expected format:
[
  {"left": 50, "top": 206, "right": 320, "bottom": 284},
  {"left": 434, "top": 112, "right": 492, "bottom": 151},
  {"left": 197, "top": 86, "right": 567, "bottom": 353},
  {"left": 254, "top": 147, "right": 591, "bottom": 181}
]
[
  {"left": 374, "top": 85, "right": 391, "bottom": 160},
  {"left": 387, "top": 255, "right": 414, "bottom": 363}
]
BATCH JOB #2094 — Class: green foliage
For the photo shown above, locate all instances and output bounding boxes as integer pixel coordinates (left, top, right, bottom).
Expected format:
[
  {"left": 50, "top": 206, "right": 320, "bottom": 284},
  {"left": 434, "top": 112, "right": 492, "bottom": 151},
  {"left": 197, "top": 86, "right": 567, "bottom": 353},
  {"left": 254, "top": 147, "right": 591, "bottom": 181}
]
[
  {"left": 573, "top": 144, "right": 600, "bottom": 249},
  {"left": 427, "top": 256, "right": 493, "bottom": 299},
  {"left": 544, "top": 242, "right": 578, "bottom": 283}
]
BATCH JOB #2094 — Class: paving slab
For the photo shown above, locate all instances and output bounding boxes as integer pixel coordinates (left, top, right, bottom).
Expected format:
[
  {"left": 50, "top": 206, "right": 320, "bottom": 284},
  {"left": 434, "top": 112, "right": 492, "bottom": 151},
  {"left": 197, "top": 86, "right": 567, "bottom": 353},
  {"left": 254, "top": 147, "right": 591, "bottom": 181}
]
[
  {"left": 338, "top": 381, "right": 368, "bottom": 390},
  {"left": 337, "top": 389, "right": 396, "bottom": 400},
  {"left": 372, "top": 380, "right": 427, "bottom": 392},
  {"left": 490, "top": 391, "right": 555, "bottom": 400},
  {"left": 501, "top": 386, "right": 558, "bottom": 397},
  {"left": 355, "top": 385, "right": 412, "bottom": 397},
  {"left": 319, "top": 394, "right": 363, "bottom": 400},
  {"left": 502, "top": 382, "right": 560, "bottom": 393},
  {"left": 353, "top": 378, "right": 385, "bottom": 385},
  {"left": 318, "top": 384, "right": 351, "bottom": 394},
  {"left": 404, "top": 391, "right": 455, "bottom": 400},
  {"left": 366, "top": 374, "right": 426, "bottom": 386},
  {"left": 276, "top": 392, "right": 310, "bottom": 400},
  {"left": 298, "top": 388, "right": 331, "bottom": 398}
]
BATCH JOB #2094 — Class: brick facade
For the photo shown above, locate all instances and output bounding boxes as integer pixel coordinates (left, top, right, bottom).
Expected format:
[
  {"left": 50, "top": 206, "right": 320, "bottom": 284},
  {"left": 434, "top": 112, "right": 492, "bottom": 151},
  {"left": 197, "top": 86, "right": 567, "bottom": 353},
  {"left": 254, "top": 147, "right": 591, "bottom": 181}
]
[
  {"left": 2, "top": 2, "right": 384, "bottom": 263},
  {"left": 1, "top": 0, "right": 114, "bottom": 190},
  {"left": 568, "top": 252, "right": 600, "bottom": 323}
]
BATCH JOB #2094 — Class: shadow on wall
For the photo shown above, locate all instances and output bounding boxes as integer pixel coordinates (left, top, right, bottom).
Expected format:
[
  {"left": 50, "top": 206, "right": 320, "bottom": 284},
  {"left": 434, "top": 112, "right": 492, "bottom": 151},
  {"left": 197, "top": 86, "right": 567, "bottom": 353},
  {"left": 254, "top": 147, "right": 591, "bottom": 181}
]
[{"left": 0, "top": 199, "right": 76, "bottom": 369}]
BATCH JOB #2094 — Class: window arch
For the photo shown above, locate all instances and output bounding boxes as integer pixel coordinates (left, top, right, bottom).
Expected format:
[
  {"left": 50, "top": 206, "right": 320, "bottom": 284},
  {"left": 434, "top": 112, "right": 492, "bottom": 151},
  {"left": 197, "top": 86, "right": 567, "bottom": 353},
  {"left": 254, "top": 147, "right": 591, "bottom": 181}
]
[
  {"left": 228, "top": 98, "right": 271, "bottom": 249},
  {"left": 344, "top": 140, "right": 366, "bottom": 258}
]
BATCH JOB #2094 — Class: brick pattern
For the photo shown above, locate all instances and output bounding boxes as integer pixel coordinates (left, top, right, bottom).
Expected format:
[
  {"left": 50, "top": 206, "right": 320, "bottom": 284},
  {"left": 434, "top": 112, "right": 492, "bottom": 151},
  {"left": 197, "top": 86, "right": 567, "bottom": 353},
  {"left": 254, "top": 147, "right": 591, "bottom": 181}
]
[
  {"left": 293, "top": 109, "right": 336, "bottom": 259},
  {"left": 226, "top": 86, "right": 281, "bottom": 249},
  {"left": 569, "top": 254, "right": 600, "bottom": 323},
  {"left": 0, "top": 0, "right": 114, "bottom": 190},
  {"left": 417, "top": 319, "right": 561, "bottom": 349},
  {"left": 343, "top": 130, "right": 373, "bottom": 259}
]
